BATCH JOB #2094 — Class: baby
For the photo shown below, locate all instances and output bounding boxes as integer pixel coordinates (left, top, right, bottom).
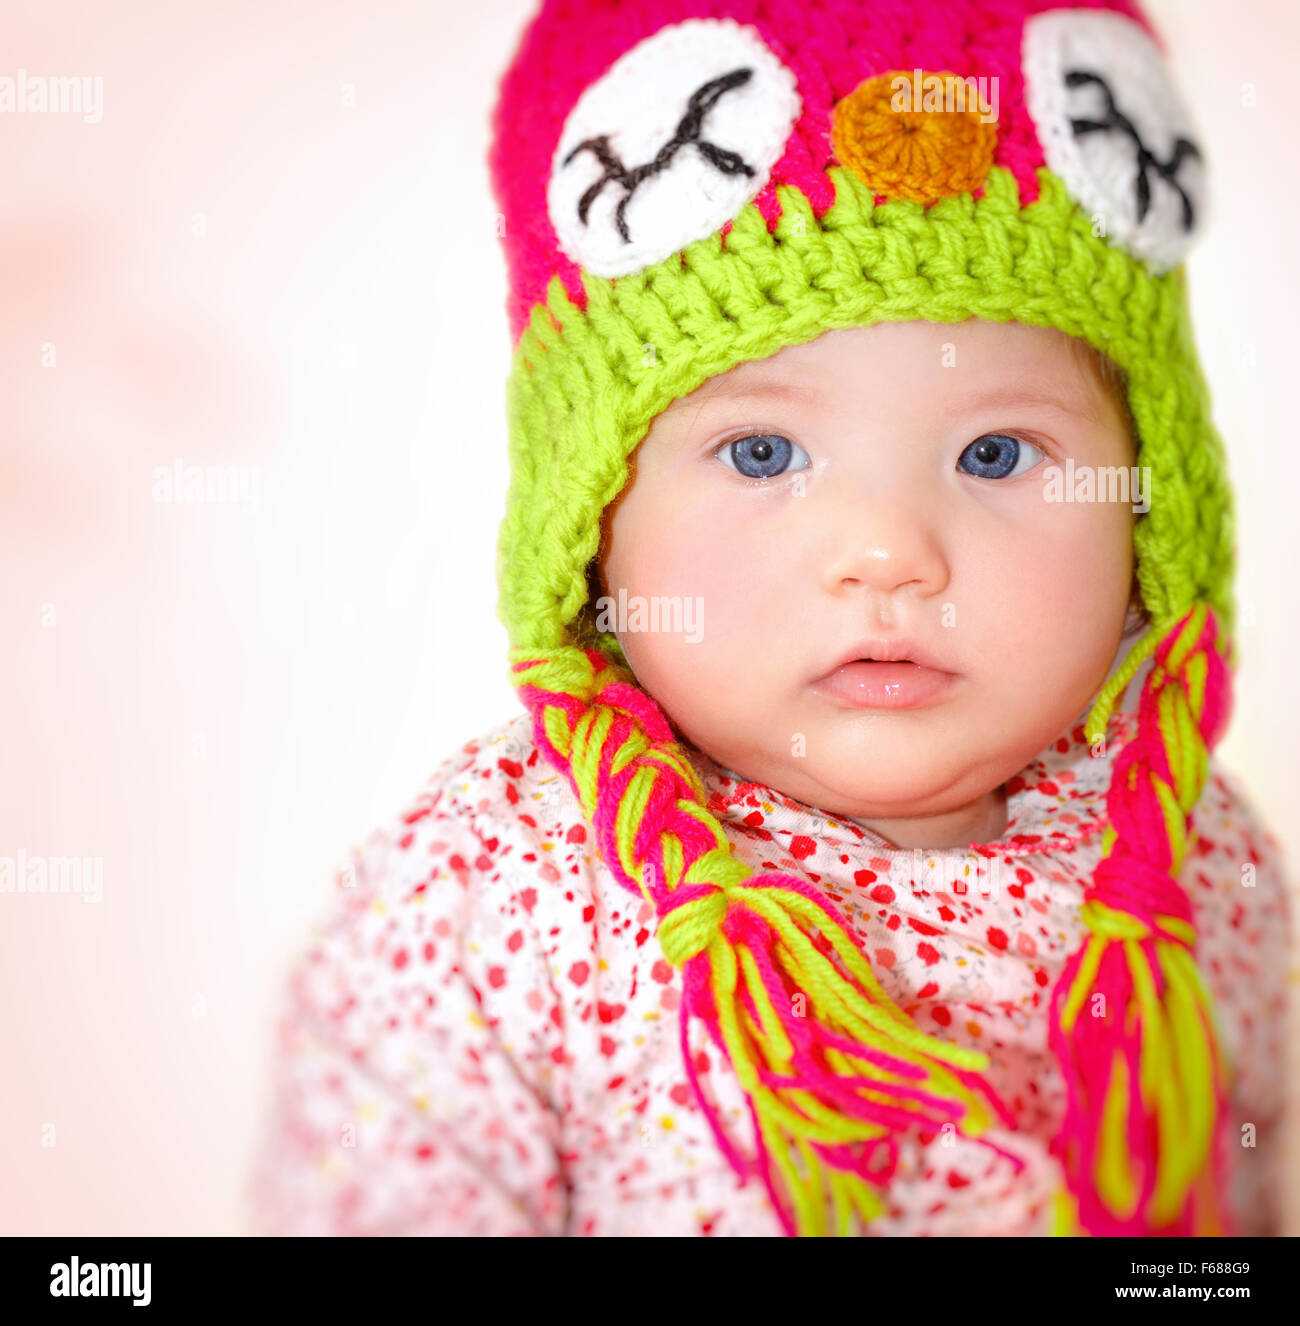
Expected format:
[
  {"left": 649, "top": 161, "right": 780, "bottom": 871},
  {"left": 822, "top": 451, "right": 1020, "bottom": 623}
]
[{"left": 250, "top": 0, "right": 1292, "bottom": 1237}]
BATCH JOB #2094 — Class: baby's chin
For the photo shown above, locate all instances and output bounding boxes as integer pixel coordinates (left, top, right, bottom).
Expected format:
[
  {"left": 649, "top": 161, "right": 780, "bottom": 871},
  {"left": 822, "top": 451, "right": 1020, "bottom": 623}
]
[
  {"left": 713, "top": 718, "right": 1022, "bottom": 821},
  {"left": 777, "top": 761, "right": 1002, "bottom": 824}
]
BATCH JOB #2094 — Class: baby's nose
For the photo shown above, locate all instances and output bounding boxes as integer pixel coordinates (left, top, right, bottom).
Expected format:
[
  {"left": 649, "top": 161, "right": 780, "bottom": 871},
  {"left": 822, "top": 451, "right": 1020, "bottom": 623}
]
[{"left": 830, "top": 69, "right": 998, "bottom": 206}]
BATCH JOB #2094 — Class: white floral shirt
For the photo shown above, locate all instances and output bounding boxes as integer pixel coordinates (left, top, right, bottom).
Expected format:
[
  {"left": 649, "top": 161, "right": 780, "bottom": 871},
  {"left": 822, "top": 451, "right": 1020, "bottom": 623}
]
[{"left": 249, "top": 703, "right": 1292, "bottom": 1236}]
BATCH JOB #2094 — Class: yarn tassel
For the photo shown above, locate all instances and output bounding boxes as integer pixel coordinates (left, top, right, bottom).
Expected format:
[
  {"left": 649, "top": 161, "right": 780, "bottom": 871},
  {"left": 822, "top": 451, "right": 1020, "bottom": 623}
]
[
  {"left": 1047, "top": 602, "right": 1237, "bottom": 1236},
  {"left": 512, "top": 644, "right": 1024, "bottom": 1237}
]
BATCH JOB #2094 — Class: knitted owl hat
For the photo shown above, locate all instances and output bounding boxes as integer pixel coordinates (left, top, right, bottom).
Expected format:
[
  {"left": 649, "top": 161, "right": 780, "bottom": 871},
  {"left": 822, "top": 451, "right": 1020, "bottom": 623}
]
[{"left": 488, "top": 0, "right": 1237, "bottom": 1237}]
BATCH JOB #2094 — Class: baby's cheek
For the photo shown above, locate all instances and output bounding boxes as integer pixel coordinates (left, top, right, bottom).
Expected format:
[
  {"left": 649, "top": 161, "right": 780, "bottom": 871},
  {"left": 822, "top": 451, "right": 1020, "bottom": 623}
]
[
  {"left": 990, "top": 500, "right": 1132, "bottom": 681},
  {"left": 631, "top": 502, "right": 792, "bottom": 648},
  {"left": 608, "top": 496, "right": 801, "bottom": 748}
]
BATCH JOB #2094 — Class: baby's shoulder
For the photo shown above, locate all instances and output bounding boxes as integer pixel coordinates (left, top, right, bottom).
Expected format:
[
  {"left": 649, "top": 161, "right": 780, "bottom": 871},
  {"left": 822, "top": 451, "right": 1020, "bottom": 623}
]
[
  {"left": 340, "top": 709, "right": 583, "bottom": 920},
  {"left": 288, "top": 711, "right": 586, "bottom": 1021},
  {"left": 273, "top": 712, "right": 579, "bottom": 1166},
  {"left": 1181, "top": 757, "right": 1293, "bottom": 941},
  {"left": 377, "top": 707, "right": 546, "bottom": 836},
  {"left": 1194, "top": 758, "right": 1290, "bottom": 883}
]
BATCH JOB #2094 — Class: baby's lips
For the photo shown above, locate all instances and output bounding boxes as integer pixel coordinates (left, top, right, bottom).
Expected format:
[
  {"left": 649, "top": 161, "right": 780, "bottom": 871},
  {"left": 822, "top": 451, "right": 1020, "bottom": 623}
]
[{"left": 812, "top": 633, "right": 958, "bottom": 681}]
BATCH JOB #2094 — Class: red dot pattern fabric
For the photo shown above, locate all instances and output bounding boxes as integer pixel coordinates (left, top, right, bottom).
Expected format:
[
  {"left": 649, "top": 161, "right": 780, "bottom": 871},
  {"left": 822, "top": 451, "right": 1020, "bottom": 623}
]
[{"left": 250, "top": 705, "right": 1291, "bottom": 1236}]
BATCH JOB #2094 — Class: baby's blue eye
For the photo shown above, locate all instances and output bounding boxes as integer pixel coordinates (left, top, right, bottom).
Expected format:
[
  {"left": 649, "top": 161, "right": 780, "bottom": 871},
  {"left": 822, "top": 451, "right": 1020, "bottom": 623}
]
[
  {"left": 717, "top": 433, "right": 810, "bottom": 480},
  {"left": 956, "top": 433, "right": 1045, "bottom": 480}
]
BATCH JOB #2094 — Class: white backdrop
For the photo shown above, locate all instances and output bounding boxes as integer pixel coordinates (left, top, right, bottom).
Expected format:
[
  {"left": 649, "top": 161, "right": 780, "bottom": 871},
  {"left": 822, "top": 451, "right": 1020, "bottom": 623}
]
[{"left": 1, "top": 0, "right": 1294, "bottom": 1235}]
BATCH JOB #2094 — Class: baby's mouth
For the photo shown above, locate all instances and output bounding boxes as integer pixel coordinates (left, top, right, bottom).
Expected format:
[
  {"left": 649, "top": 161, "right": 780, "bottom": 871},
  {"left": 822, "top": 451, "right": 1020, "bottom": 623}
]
[
  {"left": 810, "top": 639, "right": 960, "bottom": 711},
  {"left": 811, "top": 658, "right": 960, "bottom": 710}
]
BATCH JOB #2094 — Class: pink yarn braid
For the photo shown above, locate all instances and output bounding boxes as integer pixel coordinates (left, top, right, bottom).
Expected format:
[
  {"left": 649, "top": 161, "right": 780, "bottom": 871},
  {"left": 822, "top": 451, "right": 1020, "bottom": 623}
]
[{"left": 1048, "top": 604, "right": 1236, "bottom": 1235}]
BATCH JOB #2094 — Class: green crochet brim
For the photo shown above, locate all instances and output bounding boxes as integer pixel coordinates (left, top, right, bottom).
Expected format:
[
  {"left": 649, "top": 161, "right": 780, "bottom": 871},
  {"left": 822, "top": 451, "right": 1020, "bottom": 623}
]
[{"left": 496, "top": 163, "right": 1235, "bottom": 666}]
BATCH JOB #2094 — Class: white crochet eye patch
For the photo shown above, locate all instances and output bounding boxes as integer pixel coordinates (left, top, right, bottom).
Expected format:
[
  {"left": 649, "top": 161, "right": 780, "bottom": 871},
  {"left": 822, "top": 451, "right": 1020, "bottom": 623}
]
[
  {"left": 548, "top": 17, "right": 802, "bottom": 278},
  {"left": 1022, "top": 9, "right": 1208, "bottom": 274}
]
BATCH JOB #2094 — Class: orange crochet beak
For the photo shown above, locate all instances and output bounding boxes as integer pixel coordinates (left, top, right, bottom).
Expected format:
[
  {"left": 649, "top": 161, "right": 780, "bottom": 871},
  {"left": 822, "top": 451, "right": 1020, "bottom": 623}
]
[{"left": 831, "top": 68, "right": 998, "bottom": 205}]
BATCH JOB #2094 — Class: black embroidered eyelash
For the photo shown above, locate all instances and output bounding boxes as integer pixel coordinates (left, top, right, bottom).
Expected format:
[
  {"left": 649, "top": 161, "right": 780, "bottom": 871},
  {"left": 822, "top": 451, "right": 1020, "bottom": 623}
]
[
  {"left": 1064, "top": 68, "right": 1201, "bottom": 229},
  {"left": 562, "top": 68, "right": 758, "bottom": 243}
]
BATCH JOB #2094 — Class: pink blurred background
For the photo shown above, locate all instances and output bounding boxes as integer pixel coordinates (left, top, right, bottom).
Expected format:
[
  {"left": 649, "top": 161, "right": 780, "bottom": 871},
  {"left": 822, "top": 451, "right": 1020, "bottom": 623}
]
[{"left": 2, "top": 0, "right": 1296, "bottom": 1235}]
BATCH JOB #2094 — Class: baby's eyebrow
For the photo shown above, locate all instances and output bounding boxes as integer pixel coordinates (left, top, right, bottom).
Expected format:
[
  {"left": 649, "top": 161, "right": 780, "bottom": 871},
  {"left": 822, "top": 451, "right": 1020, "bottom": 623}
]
[
  {"left": 686, "top": 379, "right": 822, "bottom": 408},
  {"left": 687, "top": 378, "right": 1095, "bottom": 409},
  {"left": 949, "top": 382, "right": 1102, "bottom": 420},
  {"left": 674, "top": 377, "right": 1105, "bottom": 426}
]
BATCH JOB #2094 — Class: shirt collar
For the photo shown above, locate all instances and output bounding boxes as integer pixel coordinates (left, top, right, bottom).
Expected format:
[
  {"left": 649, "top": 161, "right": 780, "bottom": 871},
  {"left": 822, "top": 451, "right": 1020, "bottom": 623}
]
[{"left": 685, "top": 703, "right": 1138, "bottom": 859}]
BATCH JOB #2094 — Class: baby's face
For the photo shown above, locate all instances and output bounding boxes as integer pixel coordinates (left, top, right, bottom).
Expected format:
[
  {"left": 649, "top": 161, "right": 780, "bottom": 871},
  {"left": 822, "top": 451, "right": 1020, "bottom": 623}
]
[{"left": 597, "top": 320, "right": 1136, "bottom": 846}]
